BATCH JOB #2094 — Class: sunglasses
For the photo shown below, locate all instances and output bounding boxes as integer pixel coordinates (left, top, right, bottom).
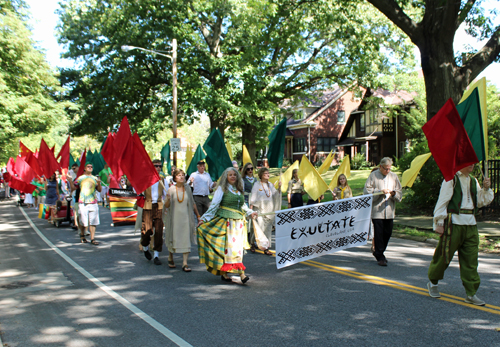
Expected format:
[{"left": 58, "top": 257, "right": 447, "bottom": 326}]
[
  {"left": 247, "top": 168, "right": 254, "bottom": 171},
  {"left": 154, "top": 165, "right": 162, "bottom": 168}
]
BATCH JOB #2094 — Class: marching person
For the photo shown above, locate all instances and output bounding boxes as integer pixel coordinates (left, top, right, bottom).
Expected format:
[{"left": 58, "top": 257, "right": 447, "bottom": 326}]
[
  {"left": 44, "top": 173, "right": 60, "bottom": 224},
  {"left": 188, "top": 161, "right": 214, "bottom": 216},
  {"left": 68, "top": 162, "right": 102, "bottom": 245},
  {"left": 139, "top": 159, "right": 167, "bottom": 265},
  {"left": 427, "top": 164, "right": 494, "bottom": 305},
  {"left": 164, "top": 169, "right": 200, "bottom": 272},
  {"left": 333, "top": 174, "right": 353, "bottom": 200},
  {"left": 197, "top": 167, "right": 258, "bottom": 284},
  {"left": 287, "top": 169, "right": 305, "bottom": 208},
  {"left": 241, "top": 162, "right": 257, "bottom": 251},
  {"left": 250, "top": 168, "right": 282, "bottom": 255},
  {"left": 363, "top": 157, "right": 402, "bottom": 266},
  {"left": 98, "top": 163, "right": 112, "bottom": 207}
]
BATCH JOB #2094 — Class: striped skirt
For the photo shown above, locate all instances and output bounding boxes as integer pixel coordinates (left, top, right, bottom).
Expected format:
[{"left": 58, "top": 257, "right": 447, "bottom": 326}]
[{"left": 197, "top": 217, "right": 246, "bottom": 276}]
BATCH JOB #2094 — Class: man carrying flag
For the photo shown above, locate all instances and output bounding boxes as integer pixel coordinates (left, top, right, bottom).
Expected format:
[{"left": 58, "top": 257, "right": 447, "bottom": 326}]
[
  {"left": 427, "top": 164, "right": 493, "bottom": 305},
  {"left": 68, "top": 162, "right": 102, "bottom": 245}
]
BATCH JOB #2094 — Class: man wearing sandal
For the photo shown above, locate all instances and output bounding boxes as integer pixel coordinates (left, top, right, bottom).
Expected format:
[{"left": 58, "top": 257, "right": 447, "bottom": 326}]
[
  {"left": 140, "top": 159, "right": 167, "bottom": 265},
  {"left": 68, "top": 163, "right": 102, "bottom": 245},
  {"left": 427, "top": 164, "right": 493, "bottom": 306}
]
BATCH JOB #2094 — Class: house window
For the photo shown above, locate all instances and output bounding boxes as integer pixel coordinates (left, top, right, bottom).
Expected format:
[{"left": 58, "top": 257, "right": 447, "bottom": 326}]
[
  {"left": 317, "top": 137, "right": 337, "bottom": 152},
  {"left": 369, "top": 109, "right": 378, "bottom": 124},
  {"left": 399, "top": 141, "right": 407, "bottom": 155},
  {"left": 293, "top": 110, "right": 304, "bottom": 120},
  {"left": 360, "top": 113, "right": 365, "bottom": 132},
  {"left": 337, "top": 111, "right": 345, "bottom": 124},
  {"left": 293, "top": 137, "right": 307, "bottom": 152}
]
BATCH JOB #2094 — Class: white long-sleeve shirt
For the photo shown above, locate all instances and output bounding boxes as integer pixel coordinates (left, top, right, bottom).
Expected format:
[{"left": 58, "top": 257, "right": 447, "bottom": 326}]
[
  {"left": 433, "top": 171, "right": 494, "bottom": 229},
  {"left": 201, "top": 186, "right": 253, "bottom": 222}
]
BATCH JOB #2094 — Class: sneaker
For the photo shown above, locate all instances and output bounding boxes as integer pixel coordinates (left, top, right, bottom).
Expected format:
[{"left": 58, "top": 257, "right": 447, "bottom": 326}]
[
  {"left": 465, "top": 295, "right": 485, "bottom": 306},
  {"left": 153, "top": 257, "right": 162, "bottom": 265},
  {"left": 427, "top": 282, "right": 441, "bottom": 298},
  {"left": 144, "top": 250, "right": 152, "bottom": 261}
]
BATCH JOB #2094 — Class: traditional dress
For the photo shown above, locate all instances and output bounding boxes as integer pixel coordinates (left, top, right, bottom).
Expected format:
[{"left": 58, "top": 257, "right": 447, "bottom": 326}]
[
  {"left": 198, "top": 185, "right": 253, "bottom": 276},
  {"left": 250, "top": 180, "right": 281, "bottom": 249},
  {"left": 428, "top": 171, "right": 494, "bottom": 296},
  {"left": 287, "top": 178, "right": 304, "bottom": 208},
  {"left": 165, "top": 183, "right": 197, "bottom": 254},
  {"left": 333, "top": 185, "right": 353, "bottom": 200}
]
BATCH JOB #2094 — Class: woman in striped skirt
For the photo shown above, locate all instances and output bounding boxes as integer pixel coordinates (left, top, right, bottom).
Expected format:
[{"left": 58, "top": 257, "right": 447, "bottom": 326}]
[{"left": 197, "top": 167, "right": 258, "bottom": 284}]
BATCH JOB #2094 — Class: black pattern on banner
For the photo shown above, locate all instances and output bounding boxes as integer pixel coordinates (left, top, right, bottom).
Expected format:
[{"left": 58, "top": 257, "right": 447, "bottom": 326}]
[
  {"left": 276, "top": 232, "right": 368, "bottom": 265},
  {"left": 276, "top": 197, "right": 371, "bottom": 226}
]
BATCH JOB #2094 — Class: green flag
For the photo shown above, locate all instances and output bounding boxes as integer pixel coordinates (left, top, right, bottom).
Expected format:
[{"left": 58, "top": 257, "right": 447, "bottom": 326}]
[
  {"left": 267, "top": 117, "right": 287, "bottom": 168},
  {"left": 91, "top": 150, "right": 105, "bottom": 175},
  {"left": 69, "top": 154, "right": 77, "bottom": 168},
  {"left": 186, "top": 144, "right": 206, "bottom": 176},
  {"left": 456, "top": 88, "right": 486, "bottom": 162},
  {"left": 86, "top": 149, "right": 94, "bottom": 167},
  {"left": 203, "top": 128, "right": 233, "bottom": 181},
  {"left": 161, "top": 141, "right": 171, "bottom": 175}
]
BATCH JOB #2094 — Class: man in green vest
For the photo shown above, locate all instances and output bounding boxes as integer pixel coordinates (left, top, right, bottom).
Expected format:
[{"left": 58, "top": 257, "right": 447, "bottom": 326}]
[{"left": 427, "top": 164, "right": 493, "bottom": 305}]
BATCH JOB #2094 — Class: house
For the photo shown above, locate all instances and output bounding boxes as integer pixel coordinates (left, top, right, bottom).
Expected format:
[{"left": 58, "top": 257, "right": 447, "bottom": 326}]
[{"left": 281, "top": 86, "right": 415, "bottom": 166}]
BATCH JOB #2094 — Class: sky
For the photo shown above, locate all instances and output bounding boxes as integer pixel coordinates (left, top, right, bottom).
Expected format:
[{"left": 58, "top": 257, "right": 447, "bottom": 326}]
[{"left": 26, "top": 0, "right": 500, "bottom": 89}]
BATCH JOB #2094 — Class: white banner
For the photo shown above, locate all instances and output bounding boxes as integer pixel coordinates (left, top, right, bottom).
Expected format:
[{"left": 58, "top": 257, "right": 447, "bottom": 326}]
[{"left": 275, "top": 194, "right": 373, "bottom": 269}]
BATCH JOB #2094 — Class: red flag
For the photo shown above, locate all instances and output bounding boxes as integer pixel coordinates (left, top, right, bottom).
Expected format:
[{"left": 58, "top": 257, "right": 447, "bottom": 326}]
[
  {"left": 14, "top": 156, "right": 36, "bottom": 184},
  {"left": 50, "top": 145, "right": 55, "bottom": 154},
  {"left": 114, "top": 117, "right": 132, "bottom": 178},
  {"left": 39, "top": 139, "right": 61, "bottom": 178},
  {"left": 120, "top": 132, "right": 160, "bottom": 193},
  {"left": 423, "top": 99, "right": 478, "bottom": 181},
  {"left": 108, "top": 173, "right": 120, "bottom": 189},
  {"left": 76, "top": 149, "right": 87, "bottom": 178},
  {"left": 2, "top": 172, "right": 11, "bottom": 183},
  {"left": 56, "top": 136, "right": 70, "bottom": 170},
  {"left": 9, "top": 176, "right": 36, "bottom": 194},
  {"left": 19, "top": 141, "right": 32, "bottom": 159},
  {"left": 25, "top": 152, "right": 43, "bottom": 177},
  {"left": 7, "top": 157, "right": 16, "bottom": 176},
  {"left": 101, "top": 132, "right": 119, "bottom": 176}
]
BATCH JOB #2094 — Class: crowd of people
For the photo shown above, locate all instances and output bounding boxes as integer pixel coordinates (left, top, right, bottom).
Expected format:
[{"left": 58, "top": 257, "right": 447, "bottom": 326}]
[{"left": 3, "top": 154, "right": 494, "bottom": 303}]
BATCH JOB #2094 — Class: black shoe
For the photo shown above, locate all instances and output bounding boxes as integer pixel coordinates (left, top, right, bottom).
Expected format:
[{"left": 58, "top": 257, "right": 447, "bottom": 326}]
[
  {"left": 154, "top": 257, "right": 162, "bottom": 265},
  {"left": 144, "top": 250, "right": 152, "bottom": 260},
  {"left": 241, "top": 276, "right": 250, "bottom": 284},
  {"left": 377, "top": 259, "right": 387, "bottom": 266},
  {"left": 221, "top": 275, "right": 232, "bottom": 282}
]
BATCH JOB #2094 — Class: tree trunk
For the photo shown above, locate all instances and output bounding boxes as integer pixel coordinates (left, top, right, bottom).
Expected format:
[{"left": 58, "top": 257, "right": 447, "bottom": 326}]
[
  {"left": 241, "top": 121, "right": 257, "bottom": 165},
  {"left": 419, "top": 34, "right": 469, "bottom": 121}
]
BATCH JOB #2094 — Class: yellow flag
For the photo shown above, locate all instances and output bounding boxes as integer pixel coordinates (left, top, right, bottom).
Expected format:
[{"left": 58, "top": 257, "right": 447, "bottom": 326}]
[
  {"left": 299, "top": 155, "right": 329, "bottom": 201},
  {"left": 242, "top": 145, "right": 253, "bottom": 167},
  {"left": 460, "top": 77, "right": 488, "bottom": 159},
  {"left": 401, "top": 152, "right": 432, "bottom": 188},
  {"left": 328, "top": 155, "right": 351, "bottom": 190},
  {"left": 226, "top": 142, "right": 233, "bottom": 160},
  {"left": 185, "top": 146, "right": 193, "bottom": 170},
  {"left": 270, "top": 160, "right": 299, "bottom": 192},
  {"left": 317, "top": 150, "right": 334, "bottom": 175}
]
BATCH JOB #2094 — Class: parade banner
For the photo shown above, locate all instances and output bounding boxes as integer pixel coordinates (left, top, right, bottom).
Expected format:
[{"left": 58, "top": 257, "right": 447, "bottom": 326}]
[
  {"left": 108, "top": 188, "right": 137, "bottom": 226},
  {"left": 275, "top": 194, "right": 373, "bottom": 269}
]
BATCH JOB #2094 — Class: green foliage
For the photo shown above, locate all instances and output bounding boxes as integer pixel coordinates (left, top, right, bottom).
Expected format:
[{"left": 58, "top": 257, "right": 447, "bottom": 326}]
[
  {"left": 397, "top": 142, "right": 442, "bottom": 214},
  {"left": 0, "top": 2, "right": 70, "bottom": 162},
  {"left": 351, "top": 153, "right": 371, "bottom": 170},
  {"left": 486, "top": 82, "right": 500, "bottom": 158}
]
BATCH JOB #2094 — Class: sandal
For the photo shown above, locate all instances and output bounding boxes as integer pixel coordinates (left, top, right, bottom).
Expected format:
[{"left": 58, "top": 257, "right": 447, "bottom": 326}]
[
  {"left": 168, "top": 259, "right": 176, "bottom": 268},
  {"left": 80, "top": 235, "right": 88, "bottom": 243},
  {"left": 250, "top": 244, "right": 256, "bottom": 253},
  {"left": 90, "top": 239, "right": 99, "bottom": 245},
  {"left": 264, "top": 249, "right": 273, "bottom": 256},
  {"left": 182, "top": 265, "right": 191, "bottom": 272}
]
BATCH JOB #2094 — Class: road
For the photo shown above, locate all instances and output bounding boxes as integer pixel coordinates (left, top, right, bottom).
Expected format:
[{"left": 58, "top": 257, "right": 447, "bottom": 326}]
[{"left": 1, "top": 199, "right": 499, "bottom": 347}]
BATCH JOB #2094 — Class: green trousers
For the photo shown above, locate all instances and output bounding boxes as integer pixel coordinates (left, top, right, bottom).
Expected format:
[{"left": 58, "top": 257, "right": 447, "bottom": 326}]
[{"left": 428, "top": 224, "right": 480, "bottom": 296}]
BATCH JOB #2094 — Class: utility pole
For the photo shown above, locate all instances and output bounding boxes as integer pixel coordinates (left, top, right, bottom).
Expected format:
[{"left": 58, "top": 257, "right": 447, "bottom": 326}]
[{"left": 172, "top": 38, "right": 178, "bottom": 167}]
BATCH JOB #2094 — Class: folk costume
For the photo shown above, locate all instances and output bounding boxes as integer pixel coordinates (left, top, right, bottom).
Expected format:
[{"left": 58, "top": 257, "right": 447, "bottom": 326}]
[
  {"left": 428, "top": 171, "right": 493, "bottom": 297},
  {"left": 140, "top": 178, "right": 167, "bottom": 262},
  {"left": 198, "top": 185, "right": 254, "bottom": 276},
  {"left": 250, "top": 180, "right": 281, "bottom": 250},
  {"left": 363, "top": 169, "right": 402, "bottom": 263},
  {"left": 164, "top": 183, "right": 197, "bottom": 254},
  {"left": 287, "top": 178, "right": 304, "bottom": 208}
]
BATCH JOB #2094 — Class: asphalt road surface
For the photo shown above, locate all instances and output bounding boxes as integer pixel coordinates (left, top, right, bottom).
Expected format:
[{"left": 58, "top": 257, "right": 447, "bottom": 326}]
[{"left": 1, "top": 199, "right": 499, "bottom": 347}]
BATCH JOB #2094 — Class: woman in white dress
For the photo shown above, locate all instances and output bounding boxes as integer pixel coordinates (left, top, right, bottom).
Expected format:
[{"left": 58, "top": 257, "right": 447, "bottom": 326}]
[
  {"left": 164, "top": 169, "right": 200, "bottom": 272},
  {"left": 249, "top": 168, "right": 282, "bottom": 255}
]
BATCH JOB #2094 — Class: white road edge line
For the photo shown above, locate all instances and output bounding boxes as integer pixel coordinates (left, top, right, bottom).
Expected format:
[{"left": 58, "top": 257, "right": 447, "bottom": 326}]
[{"left": 19, "top": 206, "right": 192, "bottom": 347}]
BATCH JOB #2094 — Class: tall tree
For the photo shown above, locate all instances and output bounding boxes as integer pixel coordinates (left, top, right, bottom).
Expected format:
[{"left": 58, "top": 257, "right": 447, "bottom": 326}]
[
  {"left": 0, "top": 0, "right": 68, "bottom": 162},
  {"left": 366, "top": 0, "right": 500, "bottom": 120}
]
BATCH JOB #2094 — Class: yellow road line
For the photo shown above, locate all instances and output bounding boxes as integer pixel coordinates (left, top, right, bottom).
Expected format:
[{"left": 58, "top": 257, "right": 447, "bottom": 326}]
[{"left": 254, "top": 249, "right": 500, "bottom": 315}]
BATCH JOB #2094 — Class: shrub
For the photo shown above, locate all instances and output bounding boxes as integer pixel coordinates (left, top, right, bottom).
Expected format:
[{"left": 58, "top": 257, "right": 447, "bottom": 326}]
[{"left": 351, "top": 153, "right": 371, "bottom": 170}]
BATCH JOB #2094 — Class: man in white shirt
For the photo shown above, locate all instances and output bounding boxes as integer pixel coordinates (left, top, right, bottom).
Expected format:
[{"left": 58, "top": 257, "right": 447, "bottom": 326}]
[
  {"left": 427, "top": 164, "right": 493, "bottom": 305},
  {"left": 140, "top": 159, "right": 167, "bottom": 265},
  {"left": 188, "top": 161, "right": 214, "bottom": 216}
]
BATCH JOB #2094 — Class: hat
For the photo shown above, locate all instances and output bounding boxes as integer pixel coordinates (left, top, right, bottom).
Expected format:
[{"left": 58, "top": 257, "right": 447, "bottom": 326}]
[{"left": 197, "top": 161, "right": 205, "bottom": 165}]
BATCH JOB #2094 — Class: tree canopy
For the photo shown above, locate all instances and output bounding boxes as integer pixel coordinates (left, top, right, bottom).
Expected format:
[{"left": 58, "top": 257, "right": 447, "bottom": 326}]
[
  {"left": 57, "top": 0, "right": 413, "bottom": 163},
  {"left": 366, "top": 0, "right": 500, "bottom": 119},
  {"left": 0, "top": 0, "right": 69, "bottom": 162}
]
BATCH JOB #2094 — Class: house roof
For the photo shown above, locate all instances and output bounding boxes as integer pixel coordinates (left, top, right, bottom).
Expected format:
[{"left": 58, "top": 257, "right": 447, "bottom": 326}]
[{"left": 369, "top": 88, "right": 415, "bottom": 106}]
